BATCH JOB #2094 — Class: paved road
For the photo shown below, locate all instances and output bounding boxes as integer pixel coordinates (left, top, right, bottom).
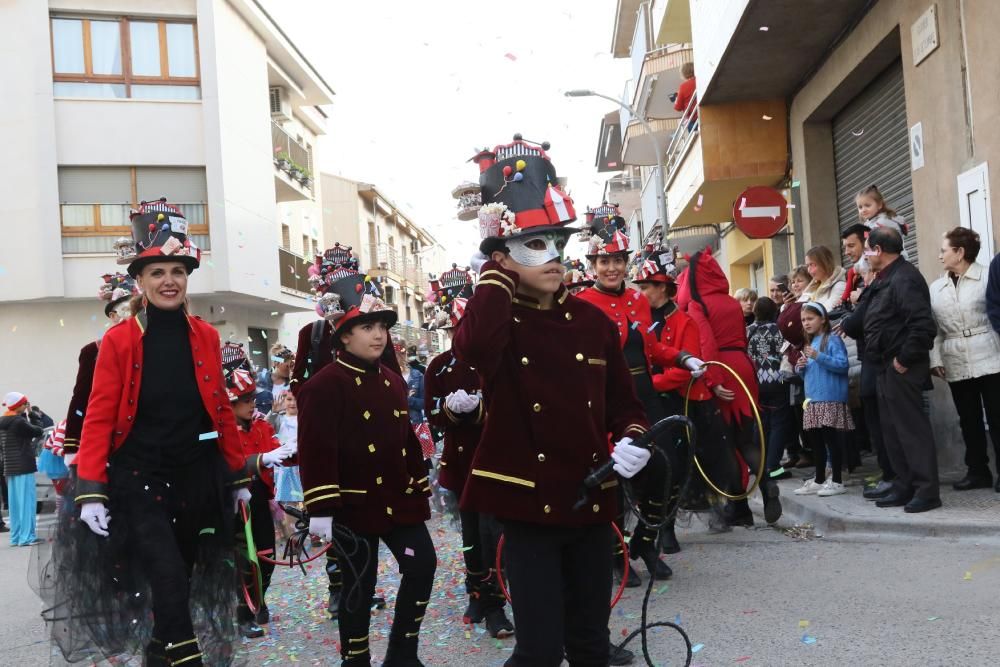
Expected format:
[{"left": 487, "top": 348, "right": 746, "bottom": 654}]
[{"left": 4, "top": 510, "right": 1000, "bottom": 666}]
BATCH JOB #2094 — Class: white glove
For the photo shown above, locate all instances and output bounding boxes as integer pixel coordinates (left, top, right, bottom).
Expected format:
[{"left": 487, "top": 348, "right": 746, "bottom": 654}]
[
  {"left": 445, "top": 389, "right": 481, "bottom": 414},
  {"left": 80, "top": 502, "right": 110, "bottom": 537},
  {"left": 470, "top": 251, "right": 490, "bottom": 275},
  {"left": 232, "top": 487, "right": 251, "bottom": 513},
  {"left": 684, "top": 356, "right": 706, "bottom": 378},
  {"left": 262, "top": 443, "right": 295, "bottom": 468},
  {"left": 309, "top": 516, "right": 333, "bottom": 542},
  {"left": 64, "top": 452, "right": 76, "bottom": 466},
  {"left": 611, "top": 437, "right": 651, "bottom": 479}
]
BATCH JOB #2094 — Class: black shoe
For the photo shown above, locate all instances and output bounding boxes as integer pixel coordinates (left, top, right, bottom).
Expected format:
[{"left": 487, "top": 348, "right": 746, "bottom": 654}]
[
  {"left": 484, "top": 607, "right": 514, "bottom": 638},
  {"left": 0, "top": 524, "right": 8, "bottom": 533},
  {"left": 863, "top": 480, "right": 894, "bottom": 500},
  {"left": 371, "top": 595, "right": 387, "bottom": 610},
  {"left": 660, "top": 528, "right": 681, "bottom": 555},
  {"left": 679, "top": 494, "right": 711, "bottom": 512},
  {"left": 256, "top": 604, "right": 269, "bottom": 625},
  {"left": 327, "top": 588, "right": 341, "bottom": 618},
  {"left": 144, "top": 640, "right": 168, "bottom": 667},
  {"left": 761, "top": 482, "right": 782, "bottom": 525},
  {"left": 995, "top": 478, "right": 1000, "bottom": 493},
  {"left": 609, "top": 641, "right": 635, "bottom": 665},
  {"left": 463, "top": 596, "right": 484, "bottom": 624},
  {"left": 238, "top": 620, "right": 264, "bottom": 638},
  {"left": 953, "top": 475, "right": 992, "bottom": 491},
  {"left": 723, "top": 500, "right": 754, "bottom": 527},
  {"left": 614, "top": 560, "right": 642, "bottom": 588},
  {"left": 875, "top": 492, "right": 913, "bottom": 508},
  {"left": 637, "top": 550, "right": 672, "bottom": 580},
  {"left": 904, "top": 497, "right": 942, "bottom": 513}
]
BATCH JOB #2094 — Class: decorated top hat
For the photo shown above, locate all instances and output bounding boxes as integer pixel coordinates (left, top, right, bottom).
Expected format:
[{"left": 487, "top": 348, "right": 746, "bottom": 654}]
[
  {"left": 221, "top": 342, "right": 256, "bottom": 402},
  {"left": 115, "top": 198, "right": 201, "bottom": 277},
  {"left": 562, "top": 258, "right": 594, "bottom": 291},
  {"left": 452, "top": 182, "right": 482, "bottom": 222},
  {"left": 469, "top": 134, "right": 577, "bottom": 253},
  {"left": 325, "top": 270, "right": 398, "bottom": 338},
  {"left": 426, "top": 263, "right": 474, "bottom": 329},
  {"left": 582, "top": 202, "right": 630, "bottom": 258},
  {"left": 633, "top": 246, "right": 679, "bottom": 286},
  {"left": 307, "top": 242, "right": 361, "bottom": 321},
  {"left": 98, "top": 272, "right": 140, "bottom": 317}
]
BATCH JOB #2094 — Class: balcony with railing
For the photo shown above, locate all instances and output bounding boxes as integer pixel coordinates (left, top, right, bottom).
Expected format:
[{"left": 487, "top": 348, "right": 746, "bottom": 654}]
[
  {"left": 272, "top": 121, "right": 314, "bottom": 202},
  {"left": 368, "top": 244, "right": 426, "bottom": 288},
  {"left": 278, "top": 247, "right": 313, "bottom": 294},
  {"left": 632, "top": 45, "right": 694, "bottom": 119}
]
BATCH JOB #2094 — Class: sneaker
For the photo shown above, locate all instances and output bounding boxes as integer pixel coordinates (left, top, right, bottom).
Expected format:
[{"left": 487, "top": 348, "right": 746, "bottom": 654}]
[
  {"left": 794, "top": 480, "right": 824, "bottom": 495},
  {"left": 817, "top": 481, "right": 847, "bottom": 497},
  {"left": 238, "top": 620, "right": 264, "bottom": 639}
]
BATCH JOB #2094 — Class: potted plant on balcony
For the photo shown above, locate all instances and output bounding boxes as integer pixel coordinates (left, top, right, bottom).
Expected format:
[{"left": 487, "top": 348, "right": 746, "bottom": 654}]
[
  {"left": 276, "top": 152, "right": 292, "bottom": 172},
  {"left": 288, "top": 162, "right": 303, "bottom": 181},
  {"left": 298, "top": 168, "right": 313, "bottom": 189}
]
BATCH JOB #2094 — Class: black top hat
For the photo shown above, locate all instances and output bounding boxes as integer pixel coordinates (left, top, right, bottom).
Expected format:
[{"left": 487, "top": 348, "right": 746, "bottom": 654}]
[
  {"left": 583, "top": 202, "right": 631, "bottom": 258},
  {"left": 116, "top": 198, "right": 201, "bottom": 277},
  {"left": 98, "top": 272, "right": 140, "bottom": 317},
  {"left": 471, "top": 134, "right": 577, "bottom": 253},
  {"left": 326, "top": 271, "right": 398, "bottom": 337},
  {"left": 633, "top": 246, "right": 678, "bottom": 285}
]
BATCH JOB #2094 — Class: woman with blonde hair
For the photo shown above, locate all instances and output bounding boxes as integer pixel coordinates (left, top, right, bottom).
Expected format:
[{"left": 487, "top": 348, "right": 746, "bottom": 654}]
[{"left": 803, "top": 245, "right": 847, "bottom": 311}]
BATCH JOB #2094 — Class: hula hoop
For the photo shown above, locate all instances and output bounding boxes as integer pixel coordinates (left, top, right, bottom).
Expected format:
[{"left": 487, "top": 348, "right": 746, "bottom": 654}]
[
  {"left": 495, "top": 522, "right": 630, "bottom": 609},
  {"left": 255, "top": 503, "right": 332, "bottom": 567},
  {"left": 237, "top": 500, "right": 263, "bottom": 615},
  {"left": 683, "top": 359, "right": 766, "bottom": 501}
]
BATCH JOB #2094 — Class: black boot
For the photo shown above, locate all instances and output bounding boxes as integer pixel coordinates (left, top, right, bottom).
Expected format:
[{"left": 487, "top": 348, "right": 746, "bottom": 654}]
[
  {"left": 371, "top": 595, "right": 387, "bottom": 610},
  {"left": 256, "top": 603, "right": 270, "bottom": 625},
  {"left": 327, "top": 587, "right": 341, "bottom": 619},
  {"left": 660, "top": 521, "right": 681, "bottom": 554},
  {"left": 614, "top": 552, "right": 642, "bottom": 588},
  {"left": 143, "top": 639, "right": 168, "bottom": 667},
  {"left": 953, "top": 472, "right": 993, "bottom": 491},
  {"left": 382, "top": 638, "right": 424, "bottom": 666},
  {"left": 760, "top": 479, "right": 783, "bottom": 525},
  {"left": 609, "top": 640, "right": 635, "bottom": 665},
  {"left": 484, "top": 607, "right": 514, "bottom": 638},
  {"left": 327, "top": 552, "right": 343, "bottom": 619},
  {"left": 164, "top": 637, "right": 204, "bottom": 666},
  {"left": 723, "top": 499, "right": 754, "bottom": 527},
  {"left": 463, "top": 571, "right": 485, "bottom": 623}
]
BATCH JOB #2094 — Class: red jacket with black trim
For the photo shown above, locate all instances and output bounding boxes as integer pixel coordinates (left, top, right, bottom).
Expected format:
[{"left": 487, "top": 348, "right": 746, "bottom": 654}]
[
  {"left": 451, "top": 261, "right": 649, "bottom": 526},
  {"left": 297, "top": 350, "right": 430, "bottom": 534},
  {"left": 74, "top": 313, "right": 245, "bottom": 503},
  {"left": 238, "top": 415, "right": 285, "bottom": 497},
  {"left": 424, "top": 349, "right": 484, "bottom": 494},
  {"left": 63, "top": 340, "right": 100, "bottom": 455},
  {"left": 651, "top": 305, "right": 712, "bottom": 400}
]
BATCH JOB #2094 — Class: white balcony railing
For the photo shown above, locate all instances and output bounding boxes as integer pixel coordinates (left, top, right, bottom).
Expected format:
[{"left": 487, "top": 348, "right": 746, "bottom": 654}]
[
  {"left": 640, "top": 166, "right": 661, "bottom": 233},
  {"left": 663, "top": 93, "right": 700, "bottom": 188}
]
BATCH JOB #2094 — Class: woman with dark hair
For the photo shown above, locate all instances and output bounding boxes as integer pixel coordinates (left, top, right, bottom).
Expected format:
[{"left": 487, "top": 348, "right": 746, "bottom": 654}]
[
  {"left": 50, "top": 200, "right": 247, "bottom": 666},
  {"left": 929, "top": 227, "right": 1000, "bottom": 492}
]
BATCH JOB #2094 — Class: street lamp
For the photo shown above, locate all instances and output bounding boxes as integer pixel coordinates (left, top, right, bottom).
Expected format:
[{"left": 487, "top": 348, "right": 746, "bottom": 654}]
[{"left": 564, "top": 89, "right": 668, "bottom": 237}]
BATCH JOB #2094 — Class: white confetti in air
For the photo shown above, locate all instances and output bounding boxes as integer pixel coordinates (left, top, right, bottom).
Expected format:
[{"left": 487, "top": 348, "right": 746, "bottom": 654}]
[
  {"left": 762, "top": 114, "right": 773, "bottom": 121},
  {"left": 759, "top": 26, "right": 769, "bottom": 31}
]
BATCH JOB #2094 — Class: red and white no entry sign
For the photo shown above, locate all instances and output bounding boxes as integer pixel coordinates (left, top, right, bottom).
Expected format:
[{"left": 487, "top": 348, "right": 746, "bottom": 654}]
[{"left": 731, "top": 186, "right": 789, "bottom": 239}]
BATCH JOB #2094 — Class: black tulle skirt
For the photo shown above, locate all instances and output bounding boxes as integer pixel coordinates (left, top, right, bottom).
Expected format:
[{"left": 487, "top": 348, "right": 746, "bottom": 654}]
[{"left": 34, "top": 449, "right": 243, "bottom": 665}]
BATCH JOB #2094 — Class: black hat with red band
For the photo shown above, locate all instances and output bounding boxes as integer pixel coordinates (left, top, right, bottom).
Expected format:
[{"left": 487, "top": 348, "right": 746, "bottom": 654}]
[
  {"left": 326, "top": 271, "right": 398, "bottom": 338},
  {"left": 221, "top": 342, "right": 257, "bottom": 402},
  {"left": 465, "top": 134, "right": 578, "bottom": 254},
  {"left": 115, "top": 198, "right": 201, "bottom": 277},
  {"left": 632, "top": 246, "right": 679, "bottom": 286}
]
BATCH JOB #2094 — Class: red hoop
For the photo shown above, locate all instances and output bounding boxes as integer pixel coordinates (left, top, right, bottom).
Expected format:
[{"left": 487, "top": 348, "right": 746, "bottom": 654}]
[
  {"left": 238, "top": 500, "right": 263, "bottom": 615},
  {"left": 256, "top": 540, "right": 332, "bottom": 567},
  {"left": 494, "top": 522, "right": 630, "bottom": 608}
]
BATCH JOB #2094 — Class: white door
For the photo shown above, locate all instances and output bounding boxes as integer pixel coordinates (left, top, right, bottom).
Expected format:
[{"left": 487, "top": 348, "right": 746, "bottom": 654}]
[{"left": 957, "top": 163, "right": 994, "bottom": 256}]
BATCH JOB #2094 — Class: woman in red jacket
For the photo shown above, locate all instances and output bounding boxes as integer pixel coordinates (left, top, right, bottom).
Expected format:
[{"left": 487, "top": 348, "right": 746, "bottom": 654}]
[
  {"left": 48, "top": 200, "right": 247, "bottom": 667},
  {"left": 576, "top": 205, "right": 704, "bottom": 587}
]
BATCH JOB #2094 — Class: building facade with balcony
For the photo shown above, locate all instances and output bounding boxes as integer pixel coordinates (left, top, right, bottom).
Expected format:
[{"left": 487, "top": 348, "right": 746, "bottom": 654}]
[
  {"left": 321, "top": 173, "right": 446, "bottom": 353},
  {"left": 644, "top": 0, "right": 1000, "bottom": 466},
  {"left": 0, "top": 0, "right": 334, "bottom": 413}
]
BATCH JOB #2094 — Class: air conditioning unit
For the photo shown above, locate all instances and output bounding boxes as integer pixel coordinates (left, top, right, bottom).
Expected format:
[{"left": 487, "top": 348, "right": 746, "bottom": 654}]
[{"left": 269, "top": 86, "right": 292, "bottom": 122}]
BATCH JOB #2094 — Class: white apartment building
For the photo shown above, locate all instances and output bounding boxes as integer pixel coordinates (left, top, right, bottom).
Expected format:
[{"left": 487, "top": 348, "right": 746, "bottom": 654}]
[{"left": 1, "top": 0, "right": 333, "bottom": 414}]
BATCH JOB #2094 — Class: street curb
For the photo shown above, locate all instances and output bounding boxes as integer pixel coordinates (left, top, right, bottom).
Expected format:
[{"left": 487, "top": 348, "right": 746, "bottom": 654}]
[{"left": 749, "top": 479, "right": 1000, "bottom": 544}]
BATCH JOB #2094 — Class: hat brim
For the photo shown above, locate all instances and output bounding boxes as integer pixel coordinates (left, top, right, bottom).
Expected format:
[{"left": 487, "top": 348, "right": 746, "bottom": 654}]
[
  {"left": 333, "top": 308, "right": 399, "bottom": 337},
  {"left": 127, "top": 253, "right": 199, "bottom": 278},
  {"left": 584, "top": 249, "right": 633, "bottom": 261},
  {"left": 632, "top": 274, "right": 675, "bottom": 285},
  {"left": 104, "top": 294, "right": 131, "bottom": 317},
  {"left": 479, "top": 225, "right": 579, "bottom": 255}
]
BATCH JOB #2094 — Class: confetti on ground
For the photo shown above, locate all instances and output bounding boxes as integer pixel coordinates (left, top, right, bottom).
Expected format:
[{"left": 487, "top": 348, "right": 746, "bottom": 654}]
[
  {"left": 692, "top": 643, "right": 704, "bottom": 653},
  {"left": 798, "top": 620, "right": 810, "bottom": 628},
  {"left": 964, "top": 571, "right": 973, "bottom": 580},
  {"left": 736, "top": 656, "right": 751, "bottom": 662},
  {"left": 783, "top": 524, "right": 817, "bottom": 541},
  {"left": 801, "top": 635, "right": 817, "bottom": 645},
  {"left": 927, "top": 616, "right": 941, "bottom": 621}
]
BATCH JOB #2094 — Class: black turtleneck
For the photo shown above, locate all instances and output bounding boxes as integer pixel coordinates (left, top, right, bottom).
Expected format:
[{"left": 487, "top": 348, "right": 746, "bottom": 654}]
[{"left": 115, "top": 304, "right": 213, "bottom": 472}]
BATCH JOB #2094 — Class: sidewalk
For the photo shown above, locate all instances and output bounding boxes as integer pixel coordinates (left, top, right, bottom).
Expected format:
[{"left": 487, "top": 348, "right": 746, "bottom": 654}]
[{"left": 750, "top": 458, "right": 1000, "bottom": 543}]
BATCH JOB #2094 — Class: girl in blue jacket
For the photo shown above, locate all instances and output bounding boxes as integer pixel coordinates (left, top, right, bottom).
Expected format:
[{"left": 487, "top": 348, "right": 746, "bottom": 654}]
[{"left": 793, "top": 302, "right": 855, "bottom": 497}]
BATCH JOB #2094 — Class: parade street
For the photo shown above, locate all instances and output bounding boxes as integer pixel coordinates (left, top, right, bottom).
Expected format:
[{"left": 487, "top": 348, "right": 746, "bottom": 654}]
[{"left": 4, "top": 489, "right": 1000, "bottom": 667}]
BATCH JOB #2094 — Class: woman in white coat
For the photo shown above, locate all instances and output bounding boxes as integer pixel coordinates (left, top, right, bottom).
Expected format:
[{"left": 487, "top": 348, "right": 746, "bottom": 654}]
[
  {"left": 930, "top": 227, "right": 1000, "bottom": 492},
  {"left": 803, "top": 245, "right": 847, "bottom": 311}
]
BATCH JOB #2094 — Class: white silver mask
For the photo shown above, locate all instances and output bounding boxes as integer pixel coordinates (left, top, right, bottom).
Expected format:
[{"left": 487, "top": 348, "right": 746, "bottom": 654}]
[{"left": 506, "top": 232, "right": 568, "bottom": 267}]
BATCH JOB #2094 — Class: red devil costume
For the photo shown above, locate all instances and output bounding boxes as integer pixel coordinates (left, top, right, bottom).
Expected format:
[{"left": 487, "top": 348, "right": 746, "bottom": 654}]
[
  {"left": 453, "top": 136, "right": 648, "bottom": 666},
  {"left": 297, "top": 266, "right": 435, "bottom": 666},
  {"left": 675, "top": 248, "right": 781, "bottom": 526},
  {"left": 424, "top": 266, "right": 513, "bottom": 637},
  {"left": 44, "top": 199, "right": 244, "bottom": 667}
]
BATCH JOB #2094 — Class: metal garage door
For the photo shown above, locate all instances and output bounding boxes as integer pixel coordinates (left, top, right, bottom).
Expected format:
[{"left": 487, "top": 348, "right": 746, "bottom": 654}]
[{"left": 832, "top": 60, "right": 917, "bottom": 265}]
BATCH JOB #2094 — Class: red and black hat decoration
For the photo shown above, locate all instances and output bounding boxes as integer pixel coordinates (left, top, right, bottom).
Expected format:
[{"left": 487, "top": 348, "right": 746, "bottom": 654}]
[
  {"left": 116, "top": 198, "right": 201, "bottom": 277},
  {"left": 468, "top": 134, "right": 577, "bottom": 251},
  {"left": 633, "top": 246, "right": 679, "bottom": 285},
  {"left": 307, "top": 242, "right": 362, "bottom": 321},
  {"left": 221, "top": 342, "right": 256, "bottom": 402},
  {"left": 562, "top": 258, "right": 594, "bottom": 291},
  {"left": 452, "top": 182, "right": 482, "bottom": 222},
  {"left": 426, "top": 263, "right": 473, "bottom": 329},
  {"left": 582, "top": 202, "right": 630, "bottom": 258},
  {"left": 98, "top": 272, "right": 140, "bottom": 317},
  {"left": 326, "top": 271, "right": 398, "bottom": 337}
]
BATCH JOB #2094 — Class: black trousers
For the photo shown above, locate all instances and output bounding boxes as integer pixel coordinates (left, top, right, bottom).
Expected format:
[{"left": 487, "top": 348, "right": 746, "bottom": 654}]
[
  {"left": 877, "top": 361, "right": 940, "bottom": 500},
  {"left": 503, "top": 521, "right": 612, "bottom": 667},
  {"left": 459, "top": 510, "right": 505, "bottom": 611},
  {"left": 948, "top": 373, "right": 1000, "bottom": 478},
  {"left": 861, "top": 396, "right": 895, "bottom": 481},
  {"left": 809, "top": 427, "right": 843, "bottom": 485},
  {"left": 236, "top": 482, "right": 276, "bottom": 622},
  {"left": 338, "top": 522, "right": 436, "bottom": 666}
]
